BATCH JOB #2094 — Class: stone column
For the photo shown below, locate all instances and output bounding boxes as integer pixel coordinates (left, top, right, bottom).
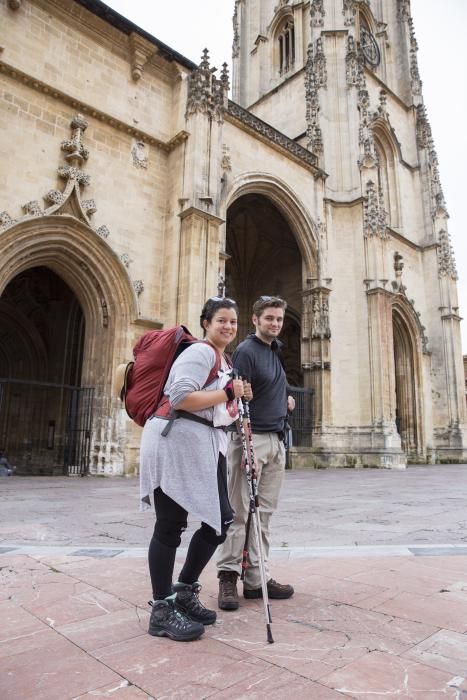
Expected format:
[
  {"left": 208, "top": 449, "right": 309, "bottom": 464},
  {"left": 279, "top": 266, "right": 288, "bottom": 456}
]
[
  {"left": 176, "top": 51, "right": 229, "bottom": 333},
  {"left": 302, "top": 285, "right": 331, "bottom": 428},
  {"left": 177, "top": 208, "right": 224, "bottom": 334}
]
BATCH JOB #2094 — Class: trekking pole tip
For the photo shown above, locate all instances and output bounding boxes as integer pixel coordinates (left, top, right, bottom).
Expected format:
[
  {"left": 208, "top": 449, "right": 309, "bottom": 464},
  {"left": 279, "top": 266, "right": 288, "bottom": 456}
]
[{"left": 266, "top": 624, "right": 274, "bottom": 644}]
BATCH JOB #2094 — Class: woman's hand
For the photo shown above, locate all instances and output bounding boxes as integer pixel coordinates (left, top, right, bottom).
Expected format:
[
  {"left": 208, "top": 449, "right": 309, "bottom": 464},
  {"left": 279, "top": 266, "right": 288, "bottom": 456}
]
[{"left": 231, "top": 379, "right": 245, "bottom": 399}]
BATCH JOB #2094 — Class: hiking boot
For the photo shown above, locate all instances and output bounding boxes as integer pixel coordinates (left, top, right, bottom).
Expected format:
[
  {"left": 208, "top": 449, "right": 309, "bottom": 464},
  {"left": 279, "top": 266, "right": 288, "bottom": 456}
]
[
  {"left": 243, "top": 578, "right": 294, "bottom": 600},
  {"left": 148, "top": 599, "right": 205, "bottom": 641},
  {"left": 217, "top": 570, "right": 239, "bottom": 610},
  {"left": 173, "top": 581, "right": 217, "bottom": 625}
]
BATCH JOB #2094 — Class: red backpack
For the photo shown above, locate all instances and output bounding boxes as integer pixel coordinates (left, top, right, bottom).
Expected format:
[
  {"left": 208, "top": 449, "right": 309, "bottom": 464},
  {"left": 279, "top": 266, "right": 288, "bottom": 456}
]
[{"left": 117, "top": 325, "right": 221, "bottom": 427}]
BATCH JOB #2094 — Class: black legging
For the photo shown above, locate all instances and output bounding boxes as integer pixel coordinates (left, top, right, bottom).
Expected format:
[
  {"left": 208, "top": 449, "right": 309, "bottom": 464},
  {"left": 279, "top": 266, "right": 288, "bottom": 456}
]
[{"left": 149, "top": 453, "right": 233, "bottom": 599}]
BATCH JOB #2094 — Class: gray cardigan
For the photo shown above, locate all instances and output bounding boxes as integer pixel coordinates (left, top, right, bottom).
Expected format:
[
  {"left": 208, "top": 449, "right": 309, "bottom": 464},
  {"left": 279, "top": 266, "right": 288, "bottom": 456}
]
[{"left": 139, "top": 342, "right": 227, "bottom": 533}]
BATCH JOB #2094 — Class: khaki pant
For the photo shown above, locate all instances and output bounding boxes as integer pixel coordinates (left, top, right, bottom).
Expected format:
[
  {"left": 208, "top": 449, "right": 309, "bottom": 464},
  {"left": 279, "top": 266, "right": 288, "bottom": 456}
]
[{"left": 216, "top": 431, "right": 285, "bottom": 589}]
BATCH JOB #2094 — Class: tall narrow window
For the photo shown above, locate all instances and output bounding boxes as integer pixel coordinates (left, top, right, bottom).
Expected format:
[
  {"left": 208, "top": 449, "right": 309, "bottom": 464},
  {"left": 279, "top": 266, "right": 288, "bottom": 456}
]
[{"left": 278, "top": 20, "right": 295, "bottom": 75}]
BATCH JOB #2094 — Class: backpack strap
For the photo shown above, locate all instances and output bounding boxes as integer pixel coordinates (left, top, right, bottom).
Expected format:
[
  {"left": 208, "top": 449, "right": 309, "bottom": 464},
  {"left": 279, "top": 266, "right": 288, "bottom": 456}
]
[{"left": 156, "top": 342, "right": 227, "bottom": 433}]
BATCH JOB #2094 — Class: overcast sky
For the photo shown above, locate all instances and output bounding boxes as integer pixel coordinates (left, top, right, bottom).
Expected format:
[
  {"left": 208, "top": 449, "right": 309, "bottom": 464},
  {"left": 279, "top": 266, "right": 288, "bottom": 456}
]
[{"left": 104, "top": 0, "right": 467, "bottom": 352}]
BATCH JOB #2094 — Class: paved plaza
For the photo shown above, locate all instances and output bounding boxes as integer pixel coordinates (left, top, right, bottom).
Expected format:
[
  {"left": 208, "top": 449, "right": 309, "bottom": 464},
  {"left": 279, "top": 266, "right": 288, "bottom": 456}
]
[{"left": 1, "top": 465, "right": 467, "bottom": 698}]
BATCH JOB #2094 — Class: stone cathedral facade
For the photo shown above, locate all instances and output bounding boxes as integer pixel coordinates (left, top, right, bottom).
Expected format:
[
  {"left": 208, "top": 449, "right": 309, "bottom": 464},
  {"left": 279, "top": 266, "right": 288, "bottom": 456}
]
[{"left": 0, "top": 0, "right": 466, "bottom": 475}]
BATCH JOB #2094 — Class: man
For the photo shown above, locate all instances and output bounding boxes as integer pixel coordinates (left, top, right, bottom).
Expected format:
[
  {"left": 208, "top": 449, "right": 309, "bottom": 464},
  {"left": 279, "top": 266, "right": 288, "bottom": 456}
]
[{"left": 216, "top": 295, "right": 295, "bottom": 610}]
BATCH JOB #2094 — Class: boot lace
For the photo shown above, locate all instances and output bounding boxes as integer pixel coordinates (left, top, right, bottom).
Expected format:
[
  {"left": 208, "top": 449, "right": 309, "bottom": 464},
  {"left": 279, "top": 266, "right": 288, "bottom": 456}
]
[{"left": 221, "top": 573, "right": 237, "bottom": 597}]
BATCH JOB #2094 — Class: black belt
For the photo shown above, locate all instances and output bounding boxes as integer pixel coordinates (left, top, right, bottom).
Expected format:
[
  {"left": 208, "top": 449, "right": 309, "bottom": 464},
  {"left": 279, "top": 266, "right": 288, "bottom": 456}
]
[{"left": 158, "top": 410, "right": 227, "bottom": 437}]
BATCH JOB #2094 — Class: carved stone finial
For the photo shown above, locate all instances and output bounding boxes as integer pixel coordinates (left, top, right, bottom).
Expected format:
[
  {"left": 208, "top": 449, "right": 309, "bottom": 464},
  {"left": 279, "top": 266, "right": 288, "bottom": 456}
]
[
  {"left": 186, "top": 50, "right": 228, "bottom": 123},
  {"left": 61, "top": 113, "right": 89, "bottom": 165}
]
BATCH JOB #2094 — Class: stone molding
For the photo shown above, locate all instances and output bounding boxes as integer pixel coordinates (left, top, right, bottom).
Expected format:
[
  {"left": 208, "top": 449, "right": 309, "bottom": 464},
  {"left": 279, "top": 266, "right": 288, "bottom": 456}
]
[
  {"left": 226, "top": 101, "right": 322, "bottom": 175},
  {"left": 0, "top": 58, "right": 188, "bottom": 154}
]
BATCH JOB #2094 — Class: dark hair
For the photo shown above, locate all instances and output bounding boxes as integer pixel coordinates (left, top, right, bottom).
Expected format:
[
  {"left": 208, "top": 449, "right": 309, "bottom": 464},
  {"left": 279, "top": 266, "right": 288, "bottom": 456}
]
[
  {"left": 252, "top": 295, "right": 287, "bottom": 318},
  {"left": 200, "top": 297, "right": 238, "bottom": 336}
]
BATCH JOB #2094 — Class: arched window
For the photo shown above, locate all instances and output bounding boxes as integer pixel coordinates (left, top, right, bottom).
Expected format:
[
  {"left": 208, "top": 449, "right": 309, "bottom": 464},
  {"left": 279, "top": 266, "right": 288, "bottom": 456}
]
[
  {"left": 374, "top": 128, "right": 400, "bottom": 227},
  {"left": 359, "top": 13, "right": 380, "bottom": 68},
  {"left": 278, "top": 19, "right": 295, "bottom": 75}
]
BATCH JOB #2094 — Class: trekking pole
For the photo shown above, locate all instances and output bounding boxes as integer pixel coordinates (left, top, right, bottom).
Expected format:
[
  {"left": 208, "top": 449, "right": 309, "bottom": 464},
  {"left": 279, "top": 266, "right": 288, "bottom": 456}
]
[{"left": 235, "top": 392, "right": 274, "bottom": 644}]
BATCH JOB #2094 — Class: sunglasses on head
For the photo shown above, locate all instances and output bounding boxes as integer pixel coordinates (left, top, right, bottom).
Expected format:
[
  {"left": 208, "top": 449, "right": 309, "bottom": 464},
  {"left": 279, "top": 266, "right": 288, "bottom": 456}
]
[
  {"left": 259, "top": 295, "right": 283, "bottom": 302},
  {"left": 209, "top": 296, "right": 236, "bottom": 303}
]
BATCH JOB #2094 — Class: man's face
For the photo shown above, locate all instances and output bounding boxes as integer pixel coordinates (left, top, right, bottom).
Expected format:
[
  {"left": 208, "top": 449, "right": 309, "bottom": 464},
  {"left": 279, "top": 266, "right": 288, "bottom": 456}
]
[{"left": 253, "top": 306, "right": 284, "bottom": 343}]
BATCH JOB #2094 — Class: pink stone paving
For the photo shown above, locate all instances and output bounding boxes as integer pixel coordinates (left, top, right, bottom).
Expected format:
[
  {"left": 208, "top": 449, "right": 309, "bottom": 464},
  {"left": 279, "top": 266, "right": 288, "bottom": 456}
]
[{"left": 1, "top": 554, "right": 467, "bottom": 699}]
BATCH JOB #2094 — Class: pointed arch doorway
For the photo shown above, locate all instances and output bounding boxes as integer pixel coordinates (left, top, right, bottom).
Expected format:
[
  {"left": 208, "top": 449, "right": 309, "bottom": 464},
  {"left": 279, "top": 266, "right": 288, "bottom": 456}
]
[
  {"left": 0, "top": 266, "right": 90, "bottom": 475},
  {"left": 392, "top": 307, "right": 423, "bottom": 460},
  {"left": 225, "top": 193, "right": 303, "bottom": 386}
]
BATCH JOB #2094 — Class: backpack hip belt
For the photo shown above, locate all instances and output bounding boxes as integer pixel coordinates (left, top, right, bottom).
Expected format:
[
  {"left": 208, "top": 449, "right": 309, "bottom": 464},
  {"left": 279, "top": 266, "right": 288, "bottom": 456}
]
[{"left": 157, "top": 410, "right": 228, "bottom": 437}]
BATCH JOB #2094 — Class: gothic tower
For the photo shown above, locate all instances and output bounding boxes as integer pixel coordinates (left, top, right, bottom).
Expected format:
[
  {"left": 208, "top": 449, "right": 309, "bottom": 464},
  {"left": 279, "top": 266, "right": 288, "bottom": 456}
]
[{"left": 231, "top": 0, "right": 467, "bottom": 465}]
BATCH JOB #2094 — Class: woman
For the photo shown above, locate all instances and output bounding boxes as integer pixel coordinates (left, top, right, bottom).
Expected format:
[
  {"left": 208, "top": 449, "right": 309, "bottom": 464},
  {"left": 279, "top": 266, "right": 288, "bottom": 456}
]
[{"left": 140, "top": 297, "right": 251, "bottom": 642}]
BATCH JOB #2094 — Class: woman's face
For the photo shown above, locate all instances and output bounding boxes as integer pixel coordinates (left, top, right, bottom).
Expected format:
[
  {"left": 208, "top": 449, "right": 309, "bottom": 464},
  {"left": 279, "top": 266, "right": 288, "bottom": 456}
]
[{"left": 204, "top": 307, "right": 238, "bottom": 349}]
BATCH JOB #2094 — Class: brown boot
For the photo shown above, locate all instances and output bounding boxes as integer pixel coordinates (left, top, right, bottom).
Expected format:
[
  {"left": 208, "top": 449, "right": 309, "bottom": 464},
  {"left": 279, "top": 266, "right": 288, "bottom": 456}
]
[{"left": 217, "top": 570, "right": 239, "bottom": 610}]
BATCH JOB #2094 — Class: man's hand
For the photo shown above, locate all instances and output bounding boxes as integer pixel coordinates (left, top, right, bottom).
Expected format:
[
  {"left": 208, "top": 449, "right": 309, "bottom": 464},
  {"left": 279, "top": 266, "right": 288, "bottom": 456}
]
[
  {"left": 243, "top": 380, "right": 253, "bottom": 401},
  {"left": 287, "top": 395, "right": 295, "bottom": 412}
]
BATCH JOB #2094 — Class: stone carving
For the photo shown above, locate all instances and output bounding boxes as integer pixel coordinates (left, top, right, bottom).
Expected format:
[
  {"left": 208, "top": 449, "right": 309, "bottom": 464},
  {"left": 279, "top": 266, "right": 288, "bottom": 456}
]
[
  {"left": 129, "top": 32, "right": 155, "bottom": 82},
  {"left": 221, "top": 144, "right": 232, "bottom": 171},
  {"left": 7, "top": 0, "right": 21, "bottom": 9},
  {"left": 186, "top": 50, "right": 229, "bottom": 123},
  {"left": 57, "top": 165, "right": 91, "bottom": 186},
  {"left": 45, "top": 190, "right": 66, "bottom": 206},
  {"left": 358, "top": 88, "right": 378, "bottom": 168},
  {"left": 0, "top": 211, "right": 15, "bottom": 229},
  {"left": 227, "top": 101, "right": 318, "bottom": 168},
  {"left": 22, "top": 200, "right": 42, "bottom": 216},
  {"left": 310, "top": 0, "right": 325, "bottom": 27},
  {"left": 305, "top": 38, "right": 327, "bottom": 155},
  {"left": 81, "top": 199, "right": 97, "bottom": 214},
  {"left": 232, "top": 1, "right": 240, "bottom": 59},
  {"left": 428, "top": 147, "right": 448, "bottom": 220},
  {"left": 131, "top": 140, "right": 148, "bottom": 169},
  {"left": 393, "top": 251, "right": 405, "bottom": 292},
  {"left": 408, "top": 18, "right": 422, "bottom": 96},
  {"left": 377, "top": 90, "right": 388, "bottom": 118},
  {"left": 343, "top": 0, "right": 357, "bottom": 26},
  {"left": 437, "top": 229, "right": 458, "bottom": 280},
  {"left": 120, "top": 253, "right": 132, "bottom": 267},
  {"left": 303, "top": 289, "right": 331, "bottom": 340},
  {"left": 397, "top": 0, "right": 411, "bottom": 20},
  {"left": 363, "top": 180, "right": 387, "bottom": 238},
  {"left": 217, "top": 272, "right": 226, "bottom": 298},
  {"left": 61, "top": 114, "right": 89, "bottom": 163},
  {"left": 0, "top": 114, "right": 113, "bottom": 245},
  {"left": 96, "top": 225, "right": 110, "bottom": 239},
  {"left": 415, "top": 105, "right": 448, "bottom": 220},
  {"left": 133, "top": 280, "right": 144, "bottom": 296},
  {"left": 415, "top": 104, "right": 431, "bottom": 149},
  {"left": 345, "top": 35, "right": 363, "bottom": 87}
]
